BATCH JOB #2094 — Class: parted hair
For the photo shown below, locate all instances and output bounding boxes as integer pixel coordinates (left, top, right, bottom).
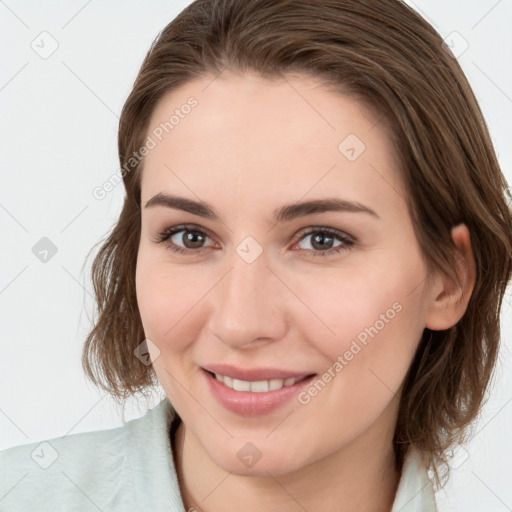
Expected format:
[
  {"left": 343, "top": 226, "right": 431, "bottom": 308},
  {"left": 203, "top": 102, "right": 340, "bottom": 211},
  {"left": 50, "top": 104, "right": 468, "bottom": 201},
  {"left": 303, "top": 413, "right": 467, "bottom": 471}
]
[{"left": 82, "top": 0, "right": 512, "bottom": 488}]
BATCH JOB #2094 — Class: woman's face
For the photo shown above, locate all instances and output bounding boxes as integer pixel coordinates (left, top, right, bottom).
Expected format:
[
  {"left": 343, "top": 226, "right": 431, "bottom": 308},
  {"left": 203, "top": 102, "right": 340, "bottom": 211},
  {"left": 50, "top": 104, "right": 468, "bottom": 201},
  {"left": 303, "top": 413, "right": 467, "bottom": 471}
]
[{"left": 136, "top": 71, "right": 439, "bottom": 475}]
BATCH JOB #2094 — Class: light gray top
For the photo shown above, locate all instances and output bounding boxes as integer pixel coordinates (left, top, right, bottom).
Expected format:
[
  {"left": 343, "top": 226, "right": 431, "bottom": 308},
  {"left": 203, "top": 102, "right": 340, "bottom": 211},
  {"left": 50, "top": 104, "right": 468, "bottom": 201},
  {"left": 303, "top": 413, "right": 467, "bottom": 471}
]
[{"left": 0, "top": 397, "right": 438, "bottom": 511}]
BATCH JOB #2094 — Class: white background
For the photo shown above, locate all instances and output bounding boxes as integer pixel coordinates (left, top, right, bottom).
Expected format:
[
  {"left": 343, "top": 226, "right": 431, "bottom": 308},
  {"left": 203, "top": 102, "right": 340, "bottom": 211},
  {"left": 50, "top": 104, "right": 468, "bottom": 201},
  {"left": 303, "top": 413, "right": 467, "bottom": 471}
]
[{"left": 1, "top": 1, "right": 511, "bottom": 510}]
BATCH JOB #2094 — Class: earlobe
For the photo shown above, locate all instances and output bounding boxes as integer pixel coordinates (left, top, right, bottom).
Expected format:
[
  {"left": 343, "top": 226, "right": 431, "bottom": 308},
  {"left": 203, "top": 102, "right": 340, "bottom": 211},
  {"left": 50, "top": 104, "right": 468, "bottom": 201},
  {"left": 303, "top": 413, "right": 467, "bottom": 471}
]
[{"left": 425, "top": 224, "right": 476, "bottom": 331}]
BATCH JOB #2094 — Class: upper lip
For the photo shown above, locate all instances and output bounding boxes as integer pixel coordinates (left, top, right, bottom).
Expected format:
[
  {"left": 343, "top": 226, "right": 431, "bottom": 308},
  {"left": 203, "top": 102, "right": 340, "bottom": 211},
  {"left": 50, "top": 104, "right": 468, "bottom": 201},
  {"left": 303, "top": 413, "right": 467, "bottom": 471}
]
[{"left": 203, "top": 364, "right": 315, "bottom": 382}]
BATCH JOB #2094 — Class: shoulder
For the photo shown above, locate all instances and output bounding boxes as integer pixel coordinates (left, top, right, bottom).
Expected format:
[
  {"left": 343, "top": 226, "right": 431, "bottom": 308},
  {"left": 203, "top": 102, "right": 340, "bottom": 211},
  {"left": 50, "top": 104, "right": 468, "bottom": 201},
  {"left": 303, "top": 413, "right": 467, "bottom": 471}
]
[{"left": 0, "top": 397, "right": 179, "bottom": 512}]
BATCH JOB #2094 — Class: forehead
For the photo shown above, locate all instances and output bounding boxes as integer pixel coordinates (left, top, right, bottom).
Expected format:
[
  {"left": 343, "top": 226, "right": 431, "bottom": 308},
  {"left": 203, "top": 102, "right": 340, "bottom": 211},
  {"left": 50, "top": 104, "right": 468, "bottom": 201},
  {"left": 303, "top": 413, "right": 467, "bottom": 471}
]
[{"left": 141, "top": 71, "right": 405, "bottom": 210}]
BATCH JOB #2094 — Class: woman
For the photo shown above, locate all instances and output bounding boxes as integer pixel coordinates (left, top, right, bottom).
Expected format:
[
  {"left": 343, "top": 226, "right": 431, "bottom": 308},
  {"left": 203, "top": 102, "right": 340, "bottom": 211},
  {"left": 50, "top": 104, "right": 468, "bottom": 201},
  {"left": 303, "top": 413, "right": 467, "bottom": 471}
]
[{"left": 1, "top": 1, "right": 511, "bottom": 511}]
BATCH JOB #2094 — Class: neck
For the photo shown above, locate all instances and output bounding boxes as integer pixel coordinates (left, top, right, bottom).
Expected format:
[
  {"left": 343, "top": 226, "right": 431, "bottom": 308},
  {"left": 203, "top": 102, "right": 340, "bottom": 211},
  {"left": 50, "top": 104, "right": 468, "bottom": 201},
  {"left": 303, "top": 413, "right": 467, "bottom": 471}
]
[{"left": 172, "top": 412, "right": 400, "bottom": 512}]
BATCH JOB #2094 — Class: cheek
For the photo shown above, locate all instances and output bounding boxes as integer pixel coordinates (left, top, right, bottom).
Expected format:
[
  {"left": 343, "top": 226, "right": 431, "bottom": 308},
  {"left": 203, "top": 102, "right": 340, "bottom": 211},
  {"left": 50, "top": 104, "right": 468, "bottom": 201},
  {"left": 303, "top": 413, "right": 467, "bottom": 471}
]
[
  {"left": 289, "top": 264, "right": 425, "bottom": 441},
  {"left": 135, "top": 254, "right": 201, "bottom": 403},
  {"left": 136, "top": 257, "right": 166, "bottom": 338},
  {"left": 136, "top": 252, "right": 182, "bottom": 342},
  {"left": 135, "top": 250, "right": 213, "bottom": 353},
  {"left": 291, "top": 255, "right": 426, "bottom": 374}
]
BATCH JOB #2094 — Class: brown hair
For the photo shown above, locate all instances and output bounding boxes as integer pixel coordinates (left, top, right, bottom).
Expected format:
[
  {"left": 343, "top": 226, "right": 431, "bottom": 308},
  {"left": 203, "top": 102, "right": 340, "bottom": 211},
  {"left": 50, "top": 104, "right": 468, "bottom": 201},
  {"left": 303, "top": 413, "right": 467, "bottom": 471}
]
[{"left": 82, "top": 0, "right": 512, "bottom": 487}]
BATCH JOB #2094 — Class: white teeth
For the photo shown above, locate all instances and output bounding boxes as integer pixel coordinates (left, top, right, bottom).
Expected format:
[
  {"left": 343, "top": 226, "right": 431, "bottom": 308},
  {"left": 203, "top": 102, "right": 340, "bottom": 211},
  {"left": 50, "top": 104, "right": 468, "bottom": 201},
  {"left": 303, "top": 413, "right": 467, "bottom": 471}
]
[
  {"left": 213, "top": 373, "right": 304, "bottom": 392},
  {"left": 233, "top": 379, "right": 251, "bottom": 391},
  {"left": 269, "top": 379, "right": 283, "bottom": 390},
  {"left": 250, "top": 380, "right": 269, "bottom": 392}
]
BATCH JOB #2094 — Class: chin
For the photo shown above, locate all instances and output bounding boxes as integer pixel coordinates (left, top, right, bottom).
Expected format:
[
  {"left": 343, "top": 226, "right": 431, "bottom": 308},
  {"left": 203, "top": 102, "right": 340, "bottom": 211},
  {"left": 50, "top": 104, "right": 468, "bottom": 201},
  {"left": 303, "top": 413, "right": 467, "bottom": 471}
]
[{"left": 203, "top": 435, "right": 313, "bottom": 477}]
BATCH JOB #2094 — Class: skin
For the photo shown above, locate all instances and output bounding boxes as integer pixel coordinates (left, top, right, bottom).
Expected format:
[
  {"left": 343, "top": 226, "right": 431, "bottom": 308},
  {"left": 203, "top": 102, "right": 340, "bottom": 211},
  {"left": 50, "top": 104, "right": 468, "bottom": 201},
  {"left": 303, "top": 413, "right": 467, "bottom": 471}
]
[{"left": 135, "top": 71, "right": 475, "bottom": 512}]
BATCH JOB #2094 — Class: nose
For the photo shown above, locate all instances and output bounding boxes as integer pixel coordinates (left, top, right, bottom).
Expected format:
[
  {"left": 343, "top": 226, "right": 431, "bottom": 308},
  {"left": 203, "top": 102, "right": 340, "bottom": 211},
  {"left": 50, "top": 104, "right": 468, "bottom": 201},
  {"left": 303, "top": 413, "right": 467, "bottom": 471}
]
[{"left": 208, "top": 247, "right": 289, "bottom": 350}]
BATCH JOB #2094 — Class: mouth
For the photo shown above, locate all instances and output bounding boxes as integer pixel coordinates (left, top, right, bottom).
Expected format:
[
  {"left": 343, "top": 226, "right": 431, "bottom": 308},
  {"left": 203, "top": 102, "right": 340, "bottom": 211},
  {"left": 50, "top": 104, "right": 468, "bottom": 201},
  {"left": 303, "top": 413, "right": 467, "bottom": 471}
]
[
  {"left": 206, "top": 370, "right": 310, "bottom": 392},
  {"left": 201, "top": 365, "right": 317, "bottom": 416}
]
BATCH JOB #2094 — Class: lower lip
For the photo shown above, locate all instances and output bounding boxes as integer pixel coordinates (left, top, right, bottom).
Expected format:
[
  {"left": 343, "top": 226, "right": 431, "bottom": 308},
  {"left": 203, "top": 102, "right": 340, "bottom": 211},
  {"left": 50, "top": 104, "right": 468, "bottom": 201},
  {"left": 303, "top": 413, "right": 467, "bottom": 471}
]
[{"left": 203, "top": 369, "right": 316, "bottom": 416}]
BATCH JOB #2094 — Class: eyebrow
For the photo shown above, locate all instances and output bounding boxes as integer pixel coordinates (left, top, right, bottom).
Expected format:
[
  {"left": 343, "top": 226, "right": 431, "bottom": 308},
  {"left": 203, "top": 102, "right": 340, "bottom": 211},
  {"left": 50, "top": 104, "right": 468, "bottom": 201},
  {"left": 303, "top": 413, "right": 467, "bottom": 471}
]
[{"left": 145, "top": 193, "right": 380, "bottom": 222}]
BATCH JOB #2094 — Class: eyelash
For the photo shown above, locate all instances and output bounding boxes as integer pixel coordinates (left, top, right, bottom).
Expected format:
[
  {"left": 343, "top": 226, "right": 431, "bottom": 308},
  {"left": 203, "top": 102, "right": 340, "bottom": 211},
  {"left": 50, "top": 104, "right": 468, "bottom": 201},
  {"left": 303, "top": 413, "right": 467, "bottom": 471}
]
[{"left": 154, "top": 224, "right": 356, "bottom": 257}]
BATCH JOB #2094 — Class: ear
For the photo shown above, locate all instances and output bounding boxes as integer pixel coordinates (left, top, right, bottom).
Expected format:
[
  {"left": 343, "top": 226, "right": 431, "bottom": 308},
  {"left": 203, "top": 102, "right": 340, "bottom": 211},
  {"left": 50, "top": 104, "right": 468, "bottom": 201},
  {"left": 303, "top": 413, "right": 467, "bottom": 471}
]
[{"left": 425, "top": 224, "right": 476, "bottom": 331}]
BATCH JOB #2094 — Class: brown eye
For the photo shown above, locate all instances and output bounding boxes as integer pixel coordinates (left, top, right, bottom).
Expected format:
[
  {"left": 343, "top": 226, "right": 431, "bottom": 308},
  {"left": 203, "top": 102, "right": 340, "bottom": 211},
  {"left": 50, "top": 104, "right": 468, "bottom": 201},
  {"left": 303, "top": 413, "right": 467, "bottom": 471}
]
[
  {"left": 155, "top": 224, "right": 355, "bottom": 258},
  {"left": 294, "top": 228, "right": 355, "bottom": 257},
  {"left": 173, "top": 229, "right": 207, "bottom": 249},
  {"left": 155, "top": 225, "right": 215, "bottom": 255}
]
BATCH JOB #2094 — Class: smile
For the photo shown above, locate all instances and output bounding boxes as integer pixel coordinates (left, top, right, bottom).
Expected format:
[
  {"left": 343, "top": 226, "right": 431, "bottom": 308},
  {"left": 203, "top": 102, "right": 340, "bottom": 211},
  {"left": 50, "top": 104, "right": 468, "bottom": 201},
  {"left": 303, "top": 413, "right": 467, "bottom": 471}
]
[
  {"left": 202, "top": 366, "right": 317, "bottom": 416},
  {"left": 213, "top": 373, "right": 308, "bottom": 392}
]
